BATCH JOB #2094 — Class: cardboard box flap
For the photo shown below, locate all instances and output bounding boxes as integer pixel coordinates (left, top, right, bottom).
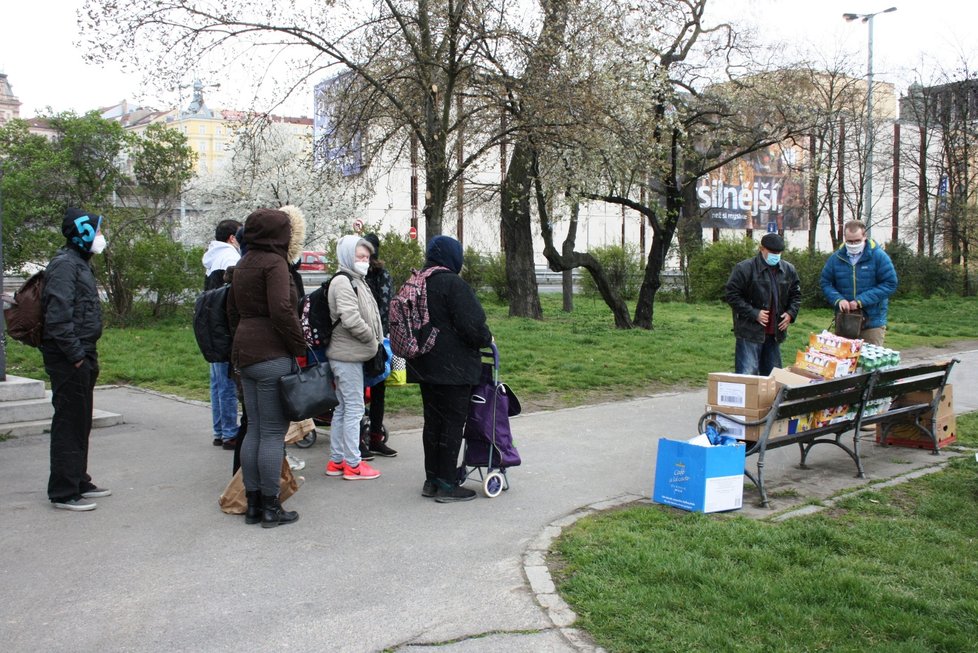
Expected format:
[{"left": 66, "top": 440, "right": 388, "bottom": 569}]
[{"left": 771, "top": 367, "right": 820, "bottom": 388}]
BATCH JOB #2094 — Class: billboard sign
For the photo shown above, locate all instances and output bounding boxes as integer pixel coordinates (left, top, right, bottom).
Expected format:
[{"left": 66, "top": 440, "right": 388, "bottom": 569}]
[
  {"left": 697, "top": 144, "right": 808, "bottom": 231},
  {"left": 313, "top": 72, "right": 364, "bottom": 177}
]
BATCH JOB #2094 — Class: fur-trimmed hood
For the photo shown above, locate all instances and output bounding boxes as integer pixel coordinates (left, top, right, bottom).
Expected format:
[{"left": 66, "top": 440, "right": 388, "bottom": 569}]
[{"left": 281, "top": 204, "right": 306, "bottom": 263}]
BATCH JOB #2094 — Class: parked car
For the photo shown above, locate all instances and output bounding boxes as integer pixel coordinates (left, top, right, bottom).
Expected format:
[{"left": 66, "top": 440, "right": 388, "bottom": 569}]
[{"left": 298, "top": 251, "right": 328, "bottom": 271}]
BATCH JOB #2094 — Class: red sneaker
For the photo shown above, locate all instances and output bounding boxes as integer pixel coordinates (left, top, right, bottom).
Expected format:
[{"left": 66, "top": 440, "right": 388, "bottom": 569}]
[
  {"left": 343, "top": 460, "right": 381, "bottom": 480},
  {"left": 325, "top": 460, "right": 345, "bottom": 477}
]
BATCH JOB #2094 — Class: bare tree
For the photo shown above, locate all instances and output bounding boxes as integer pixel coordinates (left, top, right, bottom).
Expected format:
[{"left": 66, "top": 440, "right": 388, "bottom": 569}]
[
  {"left": 900, "top": 63, "right": 978, "bottom": 293},
  {"left": 519, "top": 0, "right": 816, "bottom": 328}
]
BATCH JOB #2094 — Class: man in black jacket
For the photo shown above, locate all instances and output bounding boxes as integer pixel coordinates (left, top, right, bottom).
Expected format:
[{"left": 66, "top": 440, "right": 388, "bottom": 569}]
[
  {"left": 723, "top": 233, "right": 801, "bottom": 376},
  {"left": 41, "top": 208, "right": 109, "bottom": 511}
]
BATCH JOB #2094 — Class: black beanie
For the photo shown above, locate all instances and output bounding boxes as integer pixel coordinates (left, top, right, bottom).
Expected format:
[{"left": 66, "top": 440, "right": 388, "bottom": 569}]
[
  {"left": 363, "top": 233, "right": 380, "bottom": 259},
  {"left": 62, "top": 208, "right": 103, "bottom": 253}
]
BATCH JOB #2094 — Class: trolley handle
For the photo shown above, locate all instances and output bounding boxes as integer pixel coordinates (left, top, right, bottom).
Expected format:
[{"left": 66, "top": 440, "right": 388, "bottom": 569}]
[{"left": 480, "top": 342, "right": 500, "bottom": 370}]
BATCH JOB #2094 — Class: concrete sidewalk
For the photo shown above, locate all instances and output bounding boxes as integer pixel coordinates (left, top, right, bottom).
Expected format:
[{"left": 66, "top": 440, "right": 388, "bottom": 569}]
[{"left": 1, "top": 348, "right": 975, "bottom": 653}]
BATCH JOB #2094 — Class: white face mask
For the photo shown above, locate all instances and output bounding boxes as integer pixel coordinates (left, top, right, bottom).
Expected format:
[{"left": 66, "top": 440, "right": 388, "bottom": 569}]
[
  {"left": 353, "top": 261, "right": 370, "bottom": 276},
  {"left": 90, "top": 233, "right": 107, "bottom": 255},
  {"left": 845, "top": 241, "right": 865, "bottom": 257}
]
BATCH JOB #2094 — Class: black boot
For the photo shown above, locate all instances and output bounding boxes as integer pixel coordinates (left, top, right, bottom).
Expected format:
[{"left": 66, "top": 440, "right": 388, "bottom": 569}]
[
  {"left": 245, "top": 490, "right": 262, "bottom": 525},
  {"left": 261, "top": 494, "right": 299, "bottom": 529}
]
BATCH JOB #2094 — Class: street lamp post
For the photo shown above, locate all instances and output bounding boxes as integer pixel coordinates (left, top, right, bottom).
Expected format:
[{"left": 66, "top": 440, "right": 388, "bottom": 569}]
[{"left": 843, "top": 6, "right": 897, "bottom": 236}]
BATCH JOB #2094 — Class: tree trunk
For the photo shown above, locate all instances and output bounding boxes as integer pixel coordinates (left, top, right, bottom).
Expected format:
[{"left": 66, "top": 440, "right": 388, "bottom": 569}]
[
  {"left": 538, "top": 189, "right": 632, "bottom": 328},
  {"left": 562, "top": 269, "right": 573, "bottom": 312},
  {"left": 677, "top": 182, "right": 702, "bottom": 300},
  {"left": 500, "top": 141, "right": 543, "bottom": 319},
  {"left": 422, "top": 99, "right": 448, "bottom": 239},
  {"left": 633, "top": 129, "right": 684, "bottom": 330}
]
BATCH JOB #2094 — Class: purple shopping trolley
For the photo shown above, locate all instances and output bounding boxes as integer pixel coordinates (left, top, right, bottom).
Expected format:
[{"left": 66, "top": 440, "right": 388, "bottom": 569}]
[{"left": 459, "top": 344, "right": 522, "bottom": 498}]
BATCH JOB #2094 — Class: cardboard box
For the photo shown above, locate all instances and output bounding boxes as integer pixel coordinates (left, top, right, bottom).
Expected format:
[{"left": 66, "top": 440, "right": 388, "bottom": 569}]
[
  {"left": 704, "top": 404, "right": 790, "bottom": 441},
  {"left": 652, "top": 439, "right": 746, "bottom": 513},
  {"left": 808, "top": 332, "right": 862, "bottom": 359},
  {"left": 876, "top": 414, "right": 956, "bottom": 449},
  {"left": 770, "top": 366, "right": 821, "bottom": 388},
  {"left": 794, "top": 349, "right": 858, "bottom": 379},
  {"left": 890, "top": 385, "right": 954, "bottom": 422},
  {"left": 707, "top": 373, "right": 777, "bottom": 410}
]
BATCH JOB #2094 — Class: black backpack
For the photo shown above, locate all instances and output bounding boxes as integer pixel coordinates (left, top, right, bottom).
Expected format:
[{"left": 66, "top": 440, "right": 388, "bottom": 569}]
[
  {"left": 3, "top": 271, "right": 46, "bottom": 348},
  {"left": 193, "top": 284, "right": 232, "bottom": 363},
  {"left": 299, "top": 271, "right": 354, "bottom": 350}
]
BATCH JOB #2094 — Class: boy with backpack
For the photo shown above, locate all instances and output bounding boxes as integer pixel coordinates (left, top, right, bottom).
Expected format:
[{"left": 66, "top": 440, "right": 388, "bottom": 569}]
[{"left": 201, "top": 219, "right": 242, "bottom": 448}]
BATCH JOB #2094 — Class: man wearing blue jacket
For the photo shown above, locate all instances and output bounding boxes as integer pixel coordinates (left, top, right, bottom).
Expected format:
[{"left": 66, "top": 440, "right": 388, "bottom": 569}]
[{"left": 820, "top": 220, "right": 898, "bottom": 345}]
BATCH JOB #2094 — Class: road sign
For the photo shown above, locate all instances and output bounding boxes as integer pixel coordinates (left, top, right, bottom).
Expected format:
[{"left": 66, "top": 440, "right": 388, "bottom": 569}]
[
  {"left": 353, "top": 219, "right": 364, "bottom": 233},
  {"left": 766, "top": 221, "right": 778, "bottom": 233},
  {"left": 409, "top": 226, "right": 418, "bottom": 240}
]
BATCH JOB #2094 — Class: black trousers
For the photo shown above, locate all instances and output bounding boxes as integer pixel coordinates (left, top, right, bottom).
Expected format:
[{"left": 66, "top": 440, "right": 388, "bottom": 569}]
[
  {"left": 368, "top": 380, "right": 386, "bottom": 435},
  {"left": 419, "top": 383, "right": 472, "bottom": 483},
  {"left": 43, "top": 350, "right": 99, "bottom": 502}
]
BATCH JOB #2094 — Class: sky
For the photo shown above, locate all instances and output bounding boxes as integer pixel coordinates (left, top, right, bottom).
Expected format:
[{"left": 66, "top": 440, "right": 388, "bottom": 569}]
[{"left": 2, "top": 0, "right": 976, "bottom": 119}]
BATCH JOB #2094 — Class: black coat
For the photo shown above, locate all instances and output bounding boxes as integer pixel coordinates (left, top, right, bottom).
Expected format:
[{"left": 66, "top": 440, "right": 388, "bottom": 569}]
[
  {"left": 41, "top": 247, "right": 102, "bottom": 363},
  {"left": 406, "top": 269, "right": 493, "bottom": 385},
  {"left": 723, "top": 253, "right": 801, "bottom": 344}
]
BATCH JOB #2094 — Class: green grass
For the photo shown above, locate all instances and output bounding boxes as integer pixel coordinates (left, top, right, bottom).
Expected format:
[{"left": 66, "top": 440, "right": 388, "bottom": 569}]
[
  {"left": 5, "top": 295, "right": 978, "bottom": 410},
  {"left": 553, "top": 444, "right": 978, "bottom": 653}
]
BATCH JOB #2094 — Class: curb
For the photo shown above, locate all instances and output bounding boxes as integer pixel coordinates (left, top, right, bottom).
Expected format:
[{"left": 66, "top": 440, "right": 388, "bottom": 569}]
[
  {"left": 770, "top": 455, "right": 960, "bottom": 522},
  {"left": 523, "top": 493, "right": 644, "bottom": 653}
]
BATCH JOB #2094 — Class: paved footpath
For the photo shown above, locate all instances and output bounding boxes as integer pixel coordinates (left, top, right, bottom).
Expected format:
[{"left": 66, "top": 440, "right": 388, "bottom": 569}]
[{"left": 1, "top": 347, "right": 976, "bottom": 653}]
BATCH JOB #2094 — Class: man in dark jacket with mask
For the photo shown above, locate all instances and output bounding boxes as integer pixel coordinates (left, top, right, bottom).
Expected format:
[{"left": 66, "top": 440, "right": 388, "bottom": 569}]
[
  {"left": 407, "top": 236, "right": 493, "bottom": 503},
  {"left": 723, "top": 233, "right": 802, "bottom": 376},
  {"left": 42, "top": 208, "right": 110, "bottom": 511}
]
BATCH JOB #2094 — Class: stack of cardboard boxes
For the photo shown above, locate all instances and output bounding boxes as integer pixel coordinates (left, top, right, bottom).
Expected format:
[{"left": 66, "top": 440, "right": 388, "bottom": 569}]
[
  {"left": 876, "top": 385, "right": 957, "bottom": 448},
  {"left": 705, "top": 373, "right": 781, "bottom": 441},
  {"left": 795, "top": 331, "right": 861, "bottom": 378},
  {"left": 704, "top": 331, "right": 954, "bottom": 449}
]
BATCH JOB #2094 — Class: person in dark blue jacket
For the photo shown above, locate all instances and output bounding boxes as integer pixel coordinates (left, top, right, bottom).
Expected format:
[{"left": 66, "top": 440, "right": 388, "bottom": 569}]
[
  {"left": 820, "top": 220, "right": 898, "bottom": 345},
  {"left": 407, "top": 236, "right": 493, "bottom": 503}
]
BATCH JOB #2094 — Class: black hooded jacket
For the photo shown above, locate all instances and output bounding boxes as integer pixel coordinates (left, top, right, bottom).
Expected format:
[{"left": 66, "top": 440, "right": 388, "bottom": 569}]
[
  {"left": 406, "top": 236, "right": 492, "bottom": 385},
  {"left": 41, "top": 210, "right": 104, "bottom": 362}
]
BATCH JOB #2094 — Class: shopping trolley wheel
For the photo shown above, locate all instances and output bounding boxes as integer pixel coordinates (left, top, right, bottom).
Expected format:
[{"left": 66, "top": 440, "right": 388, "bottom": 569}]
[
  {"left": 483, "top": 471, "right": 505, "bottom": 498},
  {"left": 295, "top": 430, "right": 317, "bottom": 449}
]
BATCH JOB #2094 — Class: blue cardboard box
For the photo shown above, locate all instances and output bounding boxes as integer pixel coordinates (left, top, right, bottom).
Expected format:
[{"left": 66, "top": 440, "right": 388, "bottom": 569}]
[{"left": 652, "top": 439, "right": 746, "bottom": 513}]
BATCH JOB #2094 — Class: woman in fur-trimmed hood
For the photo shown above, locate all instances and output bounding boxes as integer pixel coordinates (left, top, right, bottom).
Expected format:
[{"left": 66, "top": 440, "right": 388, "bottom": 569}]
[
  {"left": 226, "top": 207, "right": 306, "bottom": 528},
  {"left": 281, "top": 204, "right": 308, "bottom": 298}
]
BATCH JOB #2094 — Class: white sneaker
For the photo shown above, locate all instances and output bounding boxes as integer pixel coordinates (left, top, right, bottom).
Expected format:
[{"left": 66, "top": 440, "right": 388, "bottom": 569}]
[
  {"left": 53, "top": 497, "right": 97, "bottom": 511},
  {"left": 286, "top": 453, "right": 306, "bottom": 471}
]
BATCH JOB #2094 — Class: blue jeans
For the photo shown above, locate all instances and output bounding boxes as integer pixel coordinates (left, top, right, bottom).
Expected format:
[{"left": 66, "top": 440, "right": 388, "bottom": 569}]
[
  {"left": 210, "top": 362, "right": 238, "bottom": 440},
  {"left": 734, "top": 336, "right": 782, "bottom": 376}
]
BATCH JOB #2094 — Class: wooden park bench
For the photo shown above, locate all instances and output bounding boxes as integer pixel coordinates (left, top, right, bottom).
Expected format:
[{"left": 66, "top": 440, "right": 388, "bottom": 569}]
[{"left": 697, "top": 359, "right": 957, "bottom": 508}]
